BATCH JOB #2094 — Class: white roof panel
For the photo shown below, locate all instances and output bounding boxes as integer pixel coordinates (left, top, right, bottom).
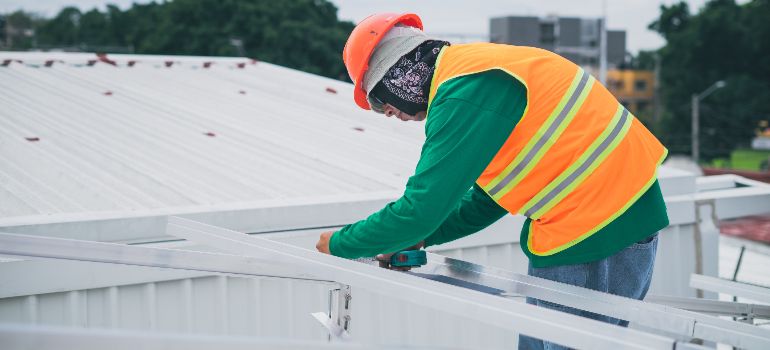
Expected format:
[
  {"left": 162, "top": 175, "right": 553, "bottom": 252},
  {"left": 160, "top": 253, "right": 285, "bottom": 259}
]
[{"left": 0, "top": 52, "right": 425, "bottom": 220}]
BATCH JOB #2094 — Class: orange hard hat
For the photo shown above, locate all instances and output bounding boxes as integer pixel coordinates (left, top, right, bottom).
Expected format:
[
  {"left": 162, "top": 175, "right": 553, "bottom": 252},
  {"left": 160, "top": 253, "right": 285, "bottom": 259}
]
[{"left": 342, "top": 13, "right": 423, "bottom": 110}]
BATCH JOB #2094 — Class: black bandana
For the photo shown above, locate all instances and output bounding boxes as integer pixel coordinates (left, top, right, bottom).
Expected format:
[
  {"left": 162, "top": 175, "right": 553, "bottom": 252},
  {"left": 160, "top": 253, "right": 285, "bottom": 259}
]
[{"left": 370, "top": 40, "right": 450, "bottom": 115}]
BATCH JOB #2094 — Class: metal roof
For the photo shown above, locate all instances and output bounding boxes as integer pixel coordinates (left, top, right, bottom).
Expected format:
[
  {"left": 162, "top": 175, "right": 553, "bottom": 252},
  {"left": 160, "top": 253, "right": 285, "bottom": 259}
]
[{"left": 0, "top": 52, "right": 425, "bottom": 221}]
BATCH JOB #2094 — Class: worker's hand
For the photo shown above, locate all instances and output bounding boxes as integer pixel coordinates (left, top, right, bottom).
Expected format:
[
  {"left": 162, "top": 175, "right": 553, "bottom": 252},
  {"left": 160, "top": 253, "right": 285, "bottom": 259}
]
[
  {"left": 375, "top": 241, "right": 424, "bottom": 271},
  {"left": 316, "top": 231, "right": 334, "bottom": 254}
]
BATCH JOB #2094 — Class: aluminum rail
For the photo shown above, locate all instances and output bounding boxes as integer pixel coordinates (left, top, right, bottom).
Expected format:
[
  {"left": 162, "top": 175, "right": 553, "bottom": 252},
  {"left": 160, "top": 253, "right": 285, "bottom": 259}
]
[
  {"left": 165, "top": 217, "right": 770, "bottom": 350},
  {"left": 415, "top": 254, "right": 770, "bottom": 349},
  {"left": 691, "top": 274, "right": 770, "bottom": 303},
  {"left": 646, "top": 295, "right": 770, "bottom": 320},
  {"left": 165, "top": 217, "right": 680, "bottom": 350},
  {"left": 0, "top": 324, "right": 419, "bottom": 350},
  {"left": 0, "top": 232, "right": 331, "bottom": 283},
  {"left": 1, "top": 228, "right": 676, "bottom": 349}
]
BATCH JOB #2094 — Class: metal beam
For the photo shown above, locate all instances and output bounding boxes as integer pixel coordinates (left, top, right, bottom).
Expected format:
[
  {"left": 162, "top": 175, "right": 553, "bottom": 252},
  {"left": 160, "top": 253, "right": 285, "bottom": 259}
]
[
  {"left": 0, "top": 258, "right": 210, "bottom": 299},
  {"left": 166, "top": 217, "right": 681, "bottom": 350},
  {"left": 0, "top": 193, "right": 397, "bottom": 243},
  {"left": 0, "top": 324, "right": 413, "bottom": 350},
  {"left": 691, "top": 274, "right": 770, "bottom": 303},
  {"left": 646, "top": 295, "right": 770, "bottom": 320},
  {"left": 0, "top": 169, "right": 715, "bottom": 245},
  {"left": 164, "top": 217, "right": 770, "bottom": 349},
  {"left": 696, "top": 174, "right": 770, "bottom": 191},
  {"left": 0, "top": 230, "right": 674, "bottom": 349},
  {"left": 0, "top": 232, "right": 331, "bottom": 283},
  {"left": 694, "top": 177, "right": 770, "bottom": 220},
  {"left": 416, "top": 255, "right": 770, "bottom": 350}
]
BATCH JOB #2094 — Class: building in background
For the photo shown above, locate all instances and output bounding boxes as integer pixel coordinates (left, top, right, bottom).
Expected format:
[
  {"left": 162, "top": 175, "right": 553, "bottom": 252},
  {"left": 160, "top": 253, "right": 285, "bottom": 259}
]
[
  {"left": 489, "top": 15, "right": 626, "bottom": 68},
  {"left": 489, "top": 16, "right": 656, "bottom": 120},
  {"left": 606, "top": 68, "right": 655, "bottom": 117}
]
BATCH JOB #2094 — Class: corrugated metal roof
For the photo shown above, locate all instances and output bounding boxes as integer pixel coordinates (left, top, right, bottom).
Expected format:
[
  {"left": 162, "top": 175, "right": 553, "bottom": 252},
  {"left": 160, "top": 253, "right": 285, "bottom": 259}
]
[{"left": 0, "top": 52, "right": 425, "bottom": 220}]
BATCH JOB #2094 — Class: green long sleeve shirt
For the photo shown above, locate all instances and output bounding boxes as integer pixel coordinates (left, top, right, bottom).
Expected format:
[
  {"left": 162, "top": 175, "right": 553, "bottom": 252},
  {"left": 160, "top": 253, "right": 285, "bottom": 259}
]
[{"left": 330, "top": 69, "right": 669, "bottom": 267}]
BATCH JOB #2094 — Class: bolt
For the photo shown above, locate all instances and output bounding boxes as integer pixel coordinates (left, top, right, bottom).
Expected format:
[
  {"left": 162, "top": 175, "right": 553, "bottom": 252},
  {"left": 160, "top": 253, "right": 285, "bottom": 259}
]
[{"left": 343, "top": 315, "right": 351, "bottom": 330}]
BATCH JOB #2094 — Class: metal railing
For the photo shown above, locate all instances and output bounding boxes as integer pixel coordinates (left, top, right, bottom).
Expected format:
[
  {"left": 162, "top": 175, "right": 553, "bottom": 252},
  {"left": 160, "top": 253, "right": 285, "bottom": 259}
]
[{"left": 2, "top": 216, "right": 770, "bottom": 349}]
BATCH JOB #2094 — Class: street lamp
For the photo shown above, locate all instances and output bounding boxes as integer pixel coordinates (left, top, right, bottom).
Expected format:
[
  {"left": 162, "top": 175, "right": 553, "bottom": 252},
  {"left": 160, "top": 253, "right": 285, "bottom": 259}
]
[{"left": 691, "top": 80, "right": 726, "bottom": 164}]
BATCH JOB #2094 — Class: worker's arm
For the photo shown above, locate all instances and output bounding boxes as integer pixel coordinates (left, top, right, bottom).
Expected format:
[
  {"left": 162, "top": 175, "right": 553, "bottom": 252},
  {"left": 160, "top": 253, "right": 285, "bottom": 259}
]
[
  {"left": 328, "top": 99, "right": 511, "bottom": 258},
  {"left": 422, "top": 184, "right": 508, "bottom": 247},
  {"left": 329, "top": 70, "right": 526, "bottom": 258}
]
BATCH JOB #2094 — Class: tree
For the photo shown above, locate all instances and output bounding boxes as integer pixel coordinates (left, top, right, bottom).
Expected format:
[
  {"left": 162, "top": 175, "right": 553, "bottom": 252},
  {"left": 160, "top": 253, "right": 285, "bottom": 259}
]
[
  {"left": 36, "top": 7, "right": 81, "bottom": 47},
  {"left": 649, "top": 0, "right": 770, "bottom": 161},
  {"left": 1, "top": 10, "right": 43, "bottom": 49},
  {"left": 5, "top": 0, "right": 354, "bottom": 80}
]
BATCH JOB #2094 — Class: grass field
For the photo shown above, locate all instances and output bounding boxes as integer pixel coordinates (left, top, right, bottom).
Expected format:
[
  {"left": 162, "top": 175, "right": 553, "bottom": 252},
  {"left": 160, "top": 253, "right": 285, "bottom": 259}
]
[{"left": 716, "top": 149, "right": 770, "bottom": 171}]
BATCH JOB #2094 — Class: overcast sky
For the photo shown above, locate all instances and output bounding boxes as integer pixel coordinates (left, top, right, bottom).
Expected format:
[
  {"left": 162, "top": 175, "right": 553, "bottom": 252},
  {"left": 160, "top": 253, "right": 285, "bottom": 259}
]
[{"left": 0, "top": 0, "right": 744, "bottom": 53}]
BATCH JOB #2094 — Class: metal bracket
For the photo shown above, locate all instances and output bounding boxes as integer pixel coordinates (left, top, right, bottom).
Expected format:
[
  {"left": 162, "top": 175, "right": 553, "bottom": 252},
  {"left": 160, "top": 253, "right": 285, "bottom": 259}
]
[
  {"left": 336, "top": 284, "right": 352, "bottom": 333},
  {"left": 311, "top": 284, "right": 352, "bottom": 342}
]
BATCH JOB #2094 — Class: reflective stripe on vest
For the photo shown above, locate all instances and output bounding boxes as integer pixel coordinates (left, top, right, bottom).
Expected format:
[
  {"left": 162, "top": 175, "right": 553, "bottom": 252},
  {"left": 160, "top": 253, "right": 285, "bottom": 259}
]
[
  {"left": 522, "top": 105, "right": 633, "bottom": 219},
  {"left": 484, "top": 68, "right": 595, "bottom": 200}
]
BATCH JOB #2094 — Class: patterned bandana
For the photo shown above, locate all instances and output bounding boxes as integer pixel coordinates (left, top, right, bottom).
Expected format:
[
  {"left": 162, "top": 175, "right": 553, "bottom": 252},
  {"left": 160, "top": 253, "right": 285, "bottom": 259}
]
[{"left": 370, "top": 40, "right": 450, "bottom": 116}]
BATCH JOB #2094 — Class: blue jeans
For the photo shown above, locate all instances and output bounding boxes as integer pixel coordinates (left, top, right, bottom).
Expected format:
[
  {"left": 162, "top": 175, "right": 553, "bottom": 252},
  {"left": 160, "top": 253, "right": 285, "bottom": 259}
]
[{"left": 518, "top": 233, "right": 659, "bottom": 350}]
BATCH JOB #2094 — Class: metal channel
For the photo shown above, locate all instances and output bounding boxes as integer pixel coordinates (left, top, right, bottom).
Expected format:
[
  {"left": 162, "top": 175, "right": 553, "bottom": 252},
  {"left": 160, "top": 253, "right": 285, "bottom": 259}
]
[
  {"left": 0, "top": 232, "right": 330, "bottom": 283},
  {"left": 691, "top": 274, "right": 770, "bottom": 303},
  {"left": 646, "top": 295, "right": 770, "bottom": 320},
  {"left": 0, "top": 324, "right": 412, "bottom": 350},
  {"left": 415, "top": 254, "right": 770, "bottom": 349},
  {"left": 165, "top": 217, "right": 769, "bottom": 349},
  {"left": 671, "top": 343, "right": 712, "bottom": 350},
  {"left": 166, "top": 217, "right": 680, "bottom": 350}
]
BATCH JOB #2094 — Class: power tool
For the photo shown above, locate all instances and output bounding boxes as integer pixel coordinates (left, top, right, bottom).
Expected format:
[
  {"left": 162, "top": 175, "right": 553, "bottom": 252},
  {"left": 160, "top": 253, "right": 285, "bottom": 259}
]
[{"left": 389, "top": 250, "right": 427, "bottom": 267}]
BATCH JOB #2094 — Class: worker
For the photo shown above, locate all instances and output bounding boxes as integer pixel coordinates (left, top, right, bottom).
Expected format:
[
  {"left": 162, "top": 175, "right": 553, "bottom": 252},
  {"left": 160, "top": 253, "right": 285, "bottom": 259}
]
[{"left": 316, "top": 13, "right": 668, "bottom": 349}]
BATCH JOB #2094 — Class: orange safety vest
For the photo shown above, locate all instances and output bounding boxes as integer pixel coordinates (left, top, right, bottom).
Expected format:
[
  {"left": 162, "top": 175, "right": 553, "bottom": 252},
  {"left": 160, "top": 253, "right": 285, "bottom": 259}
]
[{"left": 428, "top": 43, "right": 668, "bottom": 256}]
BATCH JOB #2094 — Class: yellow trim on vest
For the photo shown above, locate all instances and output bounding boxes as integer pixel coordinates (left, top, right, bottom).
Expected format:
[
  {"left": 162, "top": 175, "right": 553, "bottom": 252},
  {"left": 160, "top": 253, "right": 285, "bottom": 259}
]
[
  {"left": 526, "top": 147, "right": 670, "bottom": 256},
  {"left": 485, "top": 69, "right": 594, "bottom": 200},
  {"left": 426, "top": 47, "right": 448, "bottom": 111},
  {"left": 521, "top": 105, "right": 633, "bottom": 219},
  {"left": 426, "top": 49, "right": 531, "bottom": 123}
]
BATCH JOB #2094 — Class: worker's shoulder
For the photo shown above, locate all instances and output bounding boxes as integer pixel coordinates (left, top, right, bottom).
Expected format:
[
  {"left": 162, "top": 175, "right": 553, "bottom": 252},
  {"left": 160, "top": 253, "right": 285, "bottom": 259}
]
[{"left": 432, "top": 69, "right": 527, "bottom": 118}]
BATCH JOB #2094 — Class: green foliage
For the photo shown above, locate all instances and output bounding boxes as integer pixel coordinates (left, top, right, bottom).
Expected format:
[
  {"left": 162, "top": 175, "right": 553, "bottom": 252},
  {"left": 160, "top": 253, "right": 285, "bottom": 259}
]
[
  {"left": 649, "top": 0, "right": 770, "bottom": 161},
  {"left": 3, "top": 0, "right": 355, "bottom": 80},
  {"left": 713, "top": 149, "right": 770, "bottom": 171},
  {"left": 730, "top": 149, "right": 770, "bottom": 171}
]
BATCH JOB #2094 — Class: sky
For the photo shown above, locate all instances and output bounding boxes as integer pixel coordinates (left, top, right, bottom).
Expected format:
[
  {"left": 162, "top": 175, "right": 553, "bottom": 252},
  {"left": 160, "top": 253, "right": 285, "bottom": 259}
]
[{"left": 0, "top": 0, "right": 745, "bottom": 54}]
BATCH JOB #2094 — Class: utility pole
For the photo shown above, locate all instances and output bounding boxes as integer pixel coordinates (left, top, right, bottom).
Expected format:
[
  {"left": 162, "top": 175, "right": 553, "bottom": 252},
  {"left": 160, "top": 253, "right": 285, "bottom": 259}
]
[
  {"left": 691, "top": 80, "right": 726, "bottom": 164},
  {"left": 653, "top": 53, "right": 661, "bottom": 127},
  {"left": 598, "top": 0, "right": 608, "bottom": 84},
  {"left": 691, "top": 94, "right": 700, "bottom": 164}
]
